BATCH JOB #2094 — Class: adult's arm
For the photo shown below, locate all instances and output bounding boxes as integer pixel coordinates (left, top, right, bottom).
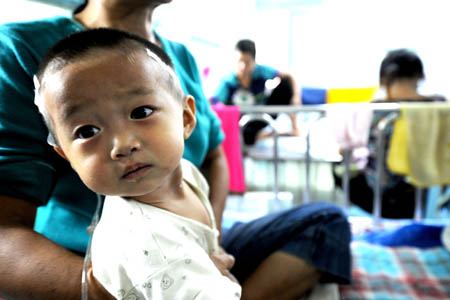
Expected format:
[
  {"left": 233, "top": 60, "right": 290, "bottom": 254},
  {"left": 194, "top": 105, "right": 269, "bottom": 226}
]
[
  {"left": 201, "top": 146, "right": 229, "bottom": 235},
  {"left": 280, "top": 72, "right": 301, "bottom": 136},
  {"left": 0, "top": 195, "right": 114, "bottom": 300}
]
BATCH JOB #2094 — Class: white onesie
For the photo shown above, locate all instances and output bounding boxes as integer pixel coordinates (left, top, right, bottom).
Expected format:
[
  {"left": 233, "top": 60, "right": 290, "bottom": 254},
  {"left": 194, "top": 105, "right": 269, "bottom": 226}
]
[{"left": 91, "top": 159, "right": 241, "bottom": 299}]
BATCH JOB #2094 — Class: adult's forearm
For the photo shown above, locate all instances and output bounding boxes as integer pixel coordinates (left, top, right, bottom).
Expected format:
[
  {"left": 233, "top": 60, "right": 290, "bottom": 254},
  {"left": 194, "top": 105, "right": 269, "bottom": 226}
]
[
  {"left": 0, "top": 195, "right": 84, "bottom": 300},
  {"left": 208, "top": 163, "right": 229, "bottom": 233},
  {"left": 280, "top": 72, "right": 301, "bottom": 135},
  {"left": 279, "top": 72, "right": 300, "bottom": 106},
  {"left": 202, "top": 146, "right": 229, "bottom": 234},
  {"left": 0, "top": 225, "right": 84, "bottom": 300}
]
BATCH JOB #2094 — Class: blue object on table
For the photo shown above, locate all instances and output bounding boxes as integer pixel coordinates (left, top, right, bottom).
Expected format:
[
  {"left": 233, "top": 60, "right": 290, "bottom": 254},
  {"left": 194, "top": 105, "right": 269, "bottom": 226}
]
[{"left": 301, "top": 87, "right": 327, "bottom": 105}]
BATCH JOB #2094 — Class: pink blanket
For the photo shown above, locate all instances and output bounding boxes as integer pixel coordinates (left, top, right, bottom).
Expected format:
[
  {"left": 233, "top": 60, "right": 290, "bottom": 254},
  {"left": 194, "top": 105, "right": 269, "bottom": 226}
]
[{"left": 212, "top": 103, "right": 246, "bottom": 193}]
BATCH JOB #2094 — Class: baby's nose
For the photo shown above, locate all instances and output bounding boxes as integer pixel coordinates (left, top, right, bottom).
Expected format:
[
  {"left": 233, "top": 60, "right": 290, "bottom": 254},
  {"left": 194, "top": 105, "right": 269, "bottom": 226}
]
[{"left": 110, "top": 134, "right": 140, "bottom": 160}]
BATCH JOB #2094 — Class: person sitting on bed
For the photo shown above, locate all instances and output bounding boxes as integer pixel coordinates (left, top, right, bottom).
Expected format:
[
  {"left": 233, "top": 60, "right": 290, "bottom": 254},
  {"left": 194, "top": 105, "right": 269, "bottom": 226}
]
[
  {"left": 211, "top": 39, "right": 301, "bottom": 145},
  {"left": 33, "top": 28, "right": 241, "bottom": 299},
  {"left": 346, "top": 48, "right": 447, "bottom": 218}
]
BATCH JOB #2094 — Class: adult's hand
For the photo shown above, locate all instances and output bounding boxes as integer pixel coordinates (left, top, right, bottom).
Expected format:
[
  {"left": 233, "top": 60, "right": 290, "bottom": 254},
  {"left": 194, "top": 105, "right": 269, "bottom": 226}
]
[
  {"left": 87, "top": 263, "right": 116, "bottom": 300},
  {"left": 210, "top": 247, "right": 239, "bottom": 283}
]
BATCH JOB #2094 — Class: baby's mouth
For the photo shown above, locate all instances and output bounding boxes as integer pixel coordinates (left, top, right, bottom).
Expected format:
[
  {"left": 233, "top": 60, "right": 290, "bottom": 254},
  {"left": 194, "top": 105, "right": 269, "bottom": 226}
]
[{"left": 122, "top": 164, "right": 152, "bottom": 179}]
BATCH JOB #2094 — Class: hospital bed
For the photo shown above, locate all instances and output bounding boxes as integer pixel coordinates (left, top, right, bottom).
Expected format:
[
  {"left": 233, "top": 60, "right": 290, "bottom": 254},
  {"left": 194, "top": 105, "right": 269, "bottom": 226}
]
[{"left": 232, "top": 103, "right": 450, "bottom": 300}]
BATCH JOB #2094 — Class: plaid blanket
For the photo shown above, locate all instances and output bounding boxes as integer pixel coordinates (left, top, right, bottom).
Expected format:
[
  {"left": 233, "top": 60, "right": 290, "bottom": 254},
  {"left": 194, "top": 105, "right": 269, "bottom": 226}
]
[{"left": 340, "top": 241, "right": 450, "bottom": 300}]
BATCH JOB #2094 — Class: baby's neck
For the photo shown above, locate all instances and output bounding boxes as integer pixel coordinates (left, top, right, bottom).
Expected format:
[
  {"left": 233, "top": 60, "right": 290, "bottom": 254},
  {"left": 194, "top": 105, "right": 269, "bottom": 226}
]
[
  {"left": 134, "top": 181, "right": 212, "bottom": 228},
  {"left": 132, "top": 165, "right": 185, "bottom": 205},
  {"left": 74, "top": 2, "right": 158, "bottom": 43}
]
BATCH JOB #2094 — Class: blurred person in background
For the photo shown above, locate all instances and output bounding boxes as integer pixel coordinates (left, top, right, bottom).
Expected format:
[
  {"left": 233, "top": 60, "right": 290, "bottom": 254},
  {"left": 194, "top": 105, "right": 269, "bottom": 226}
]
[
  {"left": 335, "top": 48, "right": 447, "bottom": 218},
  {"left": 212, "top": 39, "right": 301, "bottom": 145}
]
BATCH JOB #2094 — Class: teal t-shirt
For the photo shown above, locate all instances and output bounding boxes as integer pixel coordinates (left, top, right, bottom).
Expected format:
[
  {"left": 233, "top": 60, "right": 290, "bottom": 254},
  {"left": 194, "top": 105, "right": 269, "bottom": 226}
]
[
  {"left": 0, "top": 16, "right": 224, "bottom": 253},
  {"left": 213, "top": 64, "right": 279, "bottom": 105}
]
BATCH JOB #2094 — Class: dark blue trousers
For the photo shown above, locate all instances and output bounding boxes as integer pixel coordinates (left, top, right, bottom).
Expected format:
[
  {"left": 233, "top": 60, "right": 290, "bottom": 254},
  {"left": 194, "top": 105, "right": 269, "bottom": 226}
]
[{"left": 221, "top": 202, "right": 352, "bottom": 284}]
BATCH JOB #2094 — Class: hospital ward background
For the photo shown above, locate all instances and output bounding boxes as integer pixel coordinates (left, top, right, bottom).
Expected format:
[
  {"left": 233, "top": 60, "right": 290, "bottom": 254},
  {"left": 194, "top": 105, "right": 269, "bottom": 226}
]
[{"left": 2, "top": 0, "right": 450, "bottom": 299}]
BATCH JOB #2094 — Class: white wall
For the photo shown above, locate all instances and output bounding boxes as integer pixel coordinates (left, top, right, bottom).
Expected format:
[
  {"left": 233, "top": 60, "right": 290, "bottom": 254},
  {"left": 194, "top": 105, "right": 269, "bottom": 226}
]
[
  {"left": 0, "top": 0, "right": 69, "bottom": 24},
  {"left": 290, "top": 0, "right": 450, "bottom": 95},
  {"left": 3, "top": 0, "right": 450, "bottom": 98},
  {"left": 155, "top": 0, "right": 450, "bottom": 98}
]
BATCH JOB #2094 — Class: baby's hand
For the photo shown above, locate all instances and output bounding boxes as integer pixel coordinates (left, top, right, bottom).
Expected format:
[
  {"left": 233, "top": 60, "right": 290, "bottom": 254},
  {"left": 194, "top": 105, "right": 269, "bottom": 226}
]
[{"left": 210, "top": 247, "right": 239, "bottom": 283}]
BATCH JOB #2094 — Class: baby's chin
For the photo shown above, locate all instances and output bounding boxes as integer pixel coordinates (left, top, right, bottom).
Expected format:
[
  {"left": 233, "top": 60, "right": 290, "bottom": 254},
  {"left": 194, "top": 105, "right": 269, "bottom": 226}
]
[
  {"left": 105, "top": 190, "right": 151, "bottom": 199},
  {"left": 83, "top": 181, "right": 141, "bottom": 198}
]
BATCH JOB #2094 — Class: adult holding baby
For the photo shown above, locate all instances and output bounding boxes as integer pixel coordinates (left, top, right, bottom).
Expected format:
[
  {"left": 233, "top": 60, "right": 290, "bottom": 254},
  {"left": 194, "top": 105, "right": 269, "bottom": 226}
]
[{"left": 0, "top": 1, "right": 351, "bottom": 299}]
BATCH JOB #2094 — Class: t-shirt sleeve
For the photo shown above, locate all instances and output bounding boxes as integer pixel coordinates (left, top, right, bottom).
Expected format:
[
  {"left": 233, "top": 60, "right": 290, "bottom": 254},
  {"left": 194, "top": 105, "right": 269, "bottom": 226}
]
[
  {"left": 212, "top": 77, "right": 231, "bottom": 103},
  {"left": 0, "top": 27, "right": 57, "bottom": 205},
  {"left": 258, "top": 64, "right": 280, "bottom": 80},
  {"left": 170, "top": 44, "right": 225, "bottom": 166},
  {"left": 184, "top": 48, "right": 225, "bottom": 151}
]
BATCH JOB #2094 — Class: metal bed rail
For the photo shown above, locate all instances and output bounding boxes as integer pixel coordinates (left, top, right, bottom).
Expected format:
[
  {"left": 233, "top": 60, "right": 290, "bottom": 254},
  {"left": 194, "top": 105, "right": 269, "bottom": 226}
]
[
  {"left": 239, "top": 103, "right": 402, "bottom": 114},
  {"left": 238, "top": 102, "right": 442, "bottom": 220},
  {"left": 239, "top": 113, "right": 281, "bottom": 207},
  {"left": 239, "top": 110, "right": 325, "bottom": 205}
]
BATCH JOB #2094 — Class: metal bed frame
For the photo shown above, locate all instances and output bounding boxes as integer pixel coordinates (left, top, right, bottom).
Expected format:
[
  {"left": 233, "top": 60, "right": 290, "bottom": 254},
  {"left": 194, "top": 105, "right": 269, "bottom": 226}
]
[{"left": 238, "top": 103, "right": 431, "bottom": 223}]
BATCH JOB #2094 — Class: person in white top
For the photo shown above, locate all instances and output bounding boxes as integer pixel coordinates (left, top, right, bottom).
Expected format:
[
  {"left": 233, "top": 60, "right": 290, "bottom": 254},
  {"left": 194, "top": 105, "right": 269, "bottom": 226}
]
[{"left": 33, "top": 27, "right": 241, "bottom": 299}]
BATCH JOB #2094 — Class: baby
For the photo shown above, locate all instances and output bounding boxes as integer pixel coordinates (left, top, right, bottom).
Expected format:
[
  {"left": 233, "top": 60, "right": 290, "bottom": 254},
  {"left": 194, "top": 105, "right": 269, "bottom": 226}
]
[{"left": 34, "top": 28, "right": 241, "bottom": 300}]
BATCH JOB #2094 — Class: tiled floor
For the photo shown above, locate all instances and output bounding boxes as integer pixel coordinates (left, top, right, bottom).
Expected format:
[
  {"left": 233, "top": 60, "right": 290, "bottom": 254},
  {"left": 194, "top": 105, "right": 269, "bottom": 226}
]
[
  {"left": 222, "top": 191, "right": 293, "bottom": 229},
  {"left": 222, "top": 158, "right": 344, "bottom": 229}
]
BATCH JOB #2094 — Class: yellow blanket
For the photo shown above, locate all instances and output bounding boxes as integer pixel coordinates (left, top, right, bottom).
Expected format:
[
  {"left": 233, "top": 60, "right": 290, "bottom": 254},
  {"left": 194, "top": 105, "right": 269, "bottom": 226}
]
[{"left": 387, "top": 103, "right": 450, "bottom": 187}]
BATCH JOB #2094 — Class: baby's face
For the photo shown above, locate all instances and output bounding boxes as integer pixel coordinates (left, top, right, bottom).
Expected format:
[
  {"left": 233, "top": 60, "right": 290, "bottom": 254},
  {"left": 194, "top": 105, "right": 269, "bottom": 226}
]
[{"left": 42, "top": 51, "right": 196, "bottom": 200}]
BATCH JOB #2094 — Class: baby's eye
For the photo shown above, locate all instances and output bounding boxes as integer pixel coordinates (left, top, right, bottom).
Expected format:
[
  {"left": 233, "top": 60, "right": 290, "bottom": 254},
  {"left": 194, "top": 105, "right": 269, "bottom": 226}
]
[
  {"left": 130, "top": 106, "right": 153, "bottom": 120},
  {"left": 75, "top": 125, "right": 100, "bottom": 139}
]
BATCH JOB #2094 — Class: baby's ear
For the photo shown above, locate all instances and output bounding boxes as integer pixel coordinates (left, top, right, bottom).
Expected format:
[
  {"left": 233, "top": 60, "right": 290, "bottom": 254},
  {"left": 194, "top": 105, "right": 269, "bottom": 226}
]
[
  {"left": 53, "top": 146, "right": 68, "bottom": 161},
  {"left": 183, "top": 95, "right": 197, "bottom": 139}
]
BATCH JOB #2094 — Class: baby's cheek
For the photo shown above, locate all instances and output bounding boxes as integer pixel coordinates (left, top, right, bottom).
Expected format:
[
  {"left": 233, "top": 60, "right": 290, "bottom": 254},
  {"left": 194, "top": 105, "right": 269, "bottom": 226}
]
[
  {"left": 165, "top": 139, "right": 185, "bottom": 164},
  {"left": 77, "top": 157, "right": 111, "bottom": 194}
]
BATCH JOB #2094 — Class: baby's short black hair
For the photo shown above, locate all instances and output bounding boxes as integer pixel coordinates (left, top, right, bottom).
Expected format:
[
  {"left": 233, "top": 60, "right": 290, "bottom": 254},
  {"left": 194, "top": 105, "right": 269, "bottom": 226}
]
[
  {"left": 236, "top": 39, "right": 256, "bottom": 59},
  {"left": 36, "top": 27, "right": 174, "bottom": 82},
  {"left": 379, "top": 48, "right": 424, "bottom": 85}
]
